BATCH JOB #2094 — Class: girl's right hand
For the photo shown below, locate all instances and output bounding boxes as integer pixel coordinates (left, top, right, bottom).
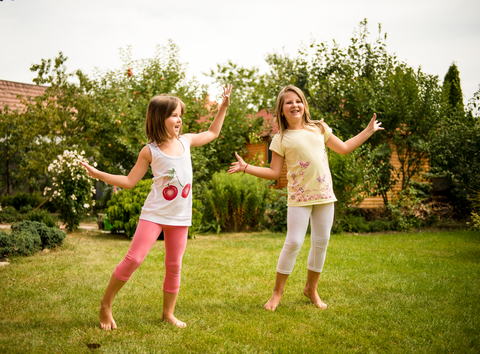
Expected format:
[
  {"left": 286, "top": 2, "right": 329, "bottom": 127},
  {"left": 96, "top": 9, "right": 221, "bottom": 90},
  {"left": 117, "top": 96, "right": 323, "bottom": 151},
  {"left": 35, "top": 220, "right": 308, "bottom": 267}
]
[
  {"left": 80, "top": 161, "right": 100, "bottom": 179},
  {"left": 228, "top": 152, "right": 247, "bottom": 174}
]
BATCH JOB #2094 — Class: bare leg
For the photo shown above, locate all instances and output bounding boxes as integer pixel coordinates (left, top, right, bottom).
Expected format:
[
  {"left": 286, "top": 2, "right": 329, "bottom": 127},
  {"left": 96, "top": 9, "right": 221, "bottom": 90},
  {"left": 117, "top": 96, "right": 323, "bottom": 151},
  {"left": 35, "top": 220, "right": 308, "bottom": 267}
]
[
  {"left": 264, "top": 272, "right": 289, "bottom": 311},
  {"left": 99, "top": 273, "right": 127, "bottom": 330},
  {"left": 303, "top": 269, "right": 327, "bottom": 309},
  {"left": 161, "top": 291, "right": 186, "bottom": 328}
]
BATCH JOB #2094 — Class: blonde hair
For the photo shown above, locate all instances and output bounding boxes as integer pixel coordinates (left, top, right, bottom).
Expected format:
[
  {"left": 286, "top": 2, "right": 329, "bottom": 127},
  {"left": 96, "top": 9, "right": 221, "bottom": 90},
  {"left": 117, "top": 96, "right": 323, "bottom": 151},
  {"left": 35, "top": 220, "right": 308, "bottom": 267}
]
[
  {"left": 145, "top": 95, "right": 186, "bottom": 145},
  {"left": 274, "top": 85, "right": 327, "bottom": 139}
]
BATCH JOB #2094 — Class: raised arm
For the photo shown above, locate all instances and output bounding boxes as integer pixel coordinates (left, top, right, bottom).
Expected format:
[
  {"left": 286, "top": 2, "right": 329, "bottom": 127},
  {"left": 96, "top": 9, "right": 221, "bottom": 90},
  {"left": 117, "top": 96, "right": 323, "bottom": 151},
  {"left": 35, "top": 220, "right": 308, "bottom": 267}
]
[
  {"left": 228, "top": 151, "right": 284, "bottom": 180},
  {"left": 326, "top": 113, "right": 384, "bottom": 155},
  {"left": 80, "top": 146, "right": 151, "bottom": 189},
  {"left": 184, "top": 84, "right": 233, "bottom": 148}
]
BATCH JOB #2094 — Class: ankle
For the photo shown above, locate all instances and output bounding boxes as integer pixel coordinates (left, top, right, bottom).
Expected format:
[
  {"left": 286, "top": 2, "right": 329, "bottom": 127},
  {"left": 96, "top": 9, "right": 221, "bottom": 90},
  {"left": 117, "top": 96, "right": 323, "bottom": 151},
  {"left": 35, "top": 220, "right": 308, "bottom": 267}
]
[
  {"left": 272, "top": 288, "right": 284, "bottom": 295},
  {"left": 100, "top": 300, "right": 112, "bottom": 308},
  {"left": 303, "top": 285, "right": 317, "bottom": 294}
]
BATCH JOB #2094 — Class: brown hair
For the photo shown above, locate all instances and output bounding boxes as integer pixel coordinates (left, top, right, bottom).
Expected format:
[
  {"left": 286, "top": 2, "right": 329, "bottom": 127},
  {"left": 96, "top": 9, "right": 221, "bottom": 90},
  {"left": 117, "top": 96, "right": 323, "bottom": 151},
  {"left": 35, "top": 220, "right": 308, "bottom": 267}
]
[
  {"left": 145, "top": 95, "right": 186, "bottom": 145},
  {"left": 274, "top": 85, "right": 327, "bottom": 139}
]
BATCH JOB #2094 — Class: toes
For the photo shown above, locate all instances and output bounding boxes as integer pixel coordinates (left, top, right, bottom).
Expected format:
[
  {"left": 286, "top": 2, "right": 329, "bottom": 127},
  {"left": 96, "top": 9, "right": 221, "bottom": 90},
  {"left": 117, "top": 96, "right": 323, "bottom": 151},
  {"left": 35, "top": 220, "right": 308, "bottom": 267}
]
[
  {"left": 175, "top": 320, "right": 186, "bottom": 328},
  {"left": 264, "top": 304, "right": 276, "bottom": 311}
]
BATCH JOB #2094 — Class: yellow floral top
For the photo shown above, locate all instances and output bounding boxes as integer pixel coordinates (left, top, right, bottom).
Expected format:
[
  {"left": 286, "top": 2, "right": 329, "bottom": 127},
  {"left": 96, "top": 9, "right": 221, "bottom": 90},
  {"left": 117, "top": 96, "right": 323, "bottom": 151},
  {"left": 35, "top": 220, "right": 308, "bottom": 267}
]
[{"left": 269, "top": 126, "right": 337, "bottom": 206}]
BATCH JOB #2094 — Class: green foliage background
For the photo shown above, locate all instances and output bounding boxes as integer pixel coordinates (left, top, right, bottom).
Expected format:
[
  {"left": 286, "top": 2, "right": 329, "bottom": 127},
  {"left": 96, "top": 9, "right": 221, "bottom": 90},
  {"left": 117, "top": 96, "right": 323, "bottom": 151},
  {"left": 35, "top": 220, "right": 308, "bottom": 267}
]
[{"left": 1, "top": 20, "right": 479, "bottom": 221}]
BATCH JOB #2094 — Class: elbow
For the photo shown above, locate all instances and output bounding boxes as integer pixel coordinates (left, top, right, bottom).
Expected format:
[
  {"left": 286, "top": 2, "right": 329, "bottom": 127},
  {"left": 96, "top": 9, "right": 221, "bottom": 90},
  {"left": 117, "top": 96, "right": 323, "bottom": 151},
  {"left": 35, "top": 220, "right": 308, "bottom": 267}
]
[{"left": 272, "top": 171, "right": 282, "bottom": 180}]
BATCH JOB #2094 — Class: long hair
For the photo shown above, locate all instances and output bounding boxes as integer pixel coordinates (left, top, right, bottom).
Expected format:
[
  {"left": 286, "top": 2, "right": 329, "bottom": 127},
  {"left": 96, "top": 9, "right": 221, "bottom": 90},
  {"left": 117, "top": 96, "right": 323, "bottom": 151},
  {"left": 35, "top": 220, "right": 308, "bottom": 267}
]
[
  {"left": 274, "top": 85, "right": 327, "bottom": 139},
  {"left": 145, "top": 95, "right": 186, "bottom": 145}
]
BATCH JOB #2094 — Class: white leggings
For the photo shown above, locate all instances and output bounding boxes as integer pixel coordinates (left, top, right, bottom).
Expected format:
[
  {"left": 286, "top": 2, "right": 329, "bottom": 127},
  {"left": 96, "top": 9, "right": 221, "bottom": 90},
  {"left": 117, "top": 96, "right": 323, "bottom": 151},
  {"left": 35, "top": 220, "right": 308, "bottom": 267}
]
[{"left": 277, "top": 203, "right": 335, "bottom": 274}]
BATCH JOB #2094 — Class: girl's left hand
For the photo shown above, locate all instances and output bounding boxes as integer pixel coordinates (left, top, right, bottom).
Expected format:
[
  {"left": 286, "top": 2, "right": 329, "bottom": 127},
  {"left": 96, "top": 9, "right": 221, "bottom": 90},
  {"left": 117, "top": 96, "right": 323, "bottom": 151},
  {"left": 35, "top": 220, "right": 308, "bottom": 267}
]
[
  {"left": 220, "top": 84, "right": 233, "bottom": 108},
  {"left": 367, "top": 113, "right": 384, "bottom": 133},
  {"left": 228, "top": 152, "right": 247, "bottom": 174}
]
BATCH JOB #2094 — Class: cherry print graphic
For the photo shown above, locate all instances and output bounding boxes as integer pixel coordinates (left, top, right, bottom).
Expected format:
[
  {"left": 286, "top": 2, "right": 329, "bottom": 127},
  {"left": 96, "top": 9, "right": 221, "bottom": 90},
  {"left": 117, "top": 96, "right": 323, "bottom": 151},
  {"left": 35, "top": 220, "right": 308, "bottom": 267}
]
[
  {"left": 181, "top": 183, "right": 191, "bottom": 198},
  {"left": 163, "top": 185, "right": 178, "bottom": 201}
]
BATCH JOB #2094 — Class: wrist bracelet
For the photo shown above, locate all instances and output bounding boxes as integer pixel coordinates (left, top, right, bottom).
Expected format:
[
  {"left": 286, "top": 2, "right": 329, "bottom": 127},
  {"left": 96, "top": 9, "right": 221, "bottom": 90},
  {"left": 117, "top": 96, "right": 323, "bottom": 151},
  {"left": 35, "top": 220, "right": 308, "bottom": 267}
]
[{"left": 243, "top": 164, "right": 249, "bottom": 173}]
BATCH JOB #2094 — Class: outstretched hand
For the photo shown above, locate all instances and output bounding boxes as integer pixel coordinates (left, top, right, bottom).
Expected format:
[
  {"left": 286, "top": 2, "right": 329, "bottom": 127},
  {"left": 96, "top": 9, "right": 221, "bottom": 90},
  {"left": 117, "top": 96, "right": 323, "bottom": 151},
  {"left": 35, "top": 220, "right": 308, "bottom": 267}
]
[
  {"left": 367, "top": 113, "right": 384, "bottom": 133},
  {"left": 80, "top": 161, "right": 100, "bottom": 179},
  {"left": 228, "top": 152, "right": 247, "bottom": 174},
  {"left": 219, "top": 84, "right": 233, "bottom": 108}
]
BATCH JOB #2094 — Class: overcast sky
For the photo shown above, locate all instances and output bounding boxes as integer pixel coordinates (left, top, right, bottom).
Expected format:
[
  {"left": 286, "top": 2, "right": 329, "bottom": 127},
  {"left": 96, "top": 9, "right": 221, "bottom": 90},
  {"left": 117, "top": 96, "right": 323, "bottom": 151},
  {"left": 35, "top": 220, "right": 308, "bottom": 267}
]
[{"left": 2, "top": 0, "right": 479, "bottom": 103}]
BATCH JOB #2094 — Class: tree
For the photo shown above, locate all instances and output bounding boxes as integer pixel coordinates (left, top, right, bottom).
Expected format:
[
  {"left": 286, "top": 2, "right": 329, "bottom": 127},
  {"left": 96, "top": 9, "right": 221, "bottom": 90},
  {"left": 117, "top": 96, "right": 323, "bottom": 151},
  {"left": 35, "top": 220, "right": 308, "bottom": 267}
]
[
  {"left": 206, "top": 62, "right": 265, "bottom": 171},
  {"left": 443, "top": 62, "right": 463, "bottom": 110},
  {"left": 255, "top": 20, "right": 445, "bottom": 207},
  {"left": 14, "top": 42, "right": 210, "bottom": 198},
  {"left": 429, "top": 85, "right": 480, "bottom": 215},
  {"left": 383, "top": 65, "right": 442, "bottom": 191}
]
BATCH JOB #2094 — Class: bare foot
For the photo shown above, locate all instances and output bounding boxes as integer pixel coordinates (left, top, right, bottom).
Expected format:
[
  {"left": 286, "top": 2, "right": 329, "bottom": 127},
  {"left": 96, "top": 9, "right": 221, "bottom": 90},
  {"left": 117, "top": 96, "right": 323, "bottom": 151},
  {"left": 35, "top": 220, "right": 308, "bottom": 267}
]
[
  {"left": 303, "top": 288, "right": 327, "bottom": 309},
  {"left": 264, "top": 291, "right": 283, "bottom": 311},
  {"left": 161, "top": 315, "right": 186, "bottom": 329},
  {"left": 99, "top": 304, "right": 117, "bottom": 330}
]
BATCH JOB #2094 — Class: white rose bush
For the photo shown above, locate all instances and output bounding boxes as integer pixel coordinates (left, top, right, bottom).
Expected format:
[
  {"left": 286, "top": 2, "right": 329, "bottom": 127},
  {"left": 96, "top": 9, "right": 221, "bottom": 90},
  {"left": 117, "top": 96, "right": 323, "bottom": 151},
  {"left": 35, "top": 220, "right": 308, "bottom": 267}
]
[{"left": 45, "top": 150, "right": 97, "bottom": 231}]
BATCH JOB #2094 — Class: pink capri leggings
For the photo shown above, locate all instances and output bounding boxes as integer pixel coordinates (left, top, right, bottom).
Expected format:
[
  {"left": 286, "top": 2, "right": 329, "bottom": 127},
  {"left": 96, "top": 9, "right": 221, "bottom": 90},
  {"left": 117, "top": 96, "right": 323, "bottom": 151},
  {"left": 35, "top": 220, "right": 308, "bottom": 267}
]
[{"left": 113, "top": 219, "right": 188, "bottom": 294}]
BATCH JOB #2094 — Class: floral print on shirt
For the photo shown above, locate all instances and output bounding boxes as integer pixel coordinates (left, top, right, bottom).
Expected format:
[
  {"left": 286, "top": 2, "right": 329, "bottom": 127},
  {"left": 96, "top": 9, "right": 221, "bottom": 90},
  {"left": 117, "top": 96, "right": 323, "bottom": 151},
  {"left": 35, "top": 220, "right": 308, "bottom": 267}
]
[{"left": 289, "top": 154, "right": 334, "bottom": 203}]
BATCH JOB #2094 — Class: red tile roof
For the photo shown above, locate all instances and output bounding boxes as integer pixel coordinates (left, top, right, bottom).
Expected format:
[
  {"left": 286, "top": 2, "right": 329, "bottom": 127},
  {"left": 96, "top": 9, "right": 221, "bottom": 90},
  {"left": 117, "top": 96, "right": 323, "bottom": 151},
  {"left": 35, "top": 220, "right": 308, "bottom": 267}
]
[
  {"left": 255, "top": 109, "right": 278, "bottom": 136},
  {"left": 0, "top": 79, "right": 47, "bottom": 113}
]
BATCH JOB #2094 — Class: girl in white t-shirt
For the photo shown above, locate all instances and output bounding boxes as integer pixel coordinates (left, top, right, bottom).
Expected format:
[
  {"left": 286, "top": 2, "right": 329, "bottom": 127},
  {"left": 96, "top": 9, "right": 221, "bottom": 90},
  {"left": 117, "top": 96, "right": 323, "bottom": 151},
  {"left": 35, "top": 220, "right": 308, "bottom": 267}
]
[
  {"left": 228, "top": 85, "right": 383, "bottom": 311},
  {"left": 81, "top": 85, "right": 232, "bottom": 329}
]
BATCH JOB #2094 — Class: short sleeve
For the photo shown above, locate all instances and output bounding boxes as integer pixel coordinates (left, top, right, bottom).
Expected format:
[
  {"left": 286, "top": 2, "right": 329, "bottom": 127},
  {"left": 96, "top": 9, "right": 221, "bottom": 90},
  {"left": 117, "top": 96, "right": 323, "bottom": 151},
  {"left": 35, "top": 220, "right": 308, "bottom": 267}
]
[
  {"left": 324, "top": 126, "right": 333, "bottom": 142},
  {"left": 269, "top": 134, "right": 284, "bottom": 157}
]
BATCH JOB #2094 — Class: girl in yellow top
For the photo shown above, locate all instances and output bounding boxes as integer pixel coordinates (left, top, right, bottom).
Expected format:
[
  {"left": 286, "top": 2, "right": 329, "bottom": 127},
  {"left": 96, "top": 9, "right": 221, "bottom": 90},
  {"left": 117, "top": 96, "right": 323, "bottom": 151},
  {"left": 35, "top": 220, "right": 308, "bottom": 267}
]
[{"left": 228, "top": 85, "right": 384, "bottom": 311}]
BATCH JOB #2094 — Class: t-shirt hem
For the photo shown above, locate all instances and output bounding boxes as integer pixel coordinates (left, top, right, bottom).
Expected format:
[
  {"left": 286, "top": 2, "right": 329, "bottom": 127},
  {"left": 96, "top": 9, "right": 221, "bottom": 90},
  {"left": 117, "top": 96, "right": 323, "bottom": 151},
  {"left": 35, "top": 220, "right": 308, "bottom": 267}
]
[
  {"left": 287, "top": 198, "right": 337, "bottom": 207},
  {"left": 139, "top": 215, "right": 192, "bottom": 227}
]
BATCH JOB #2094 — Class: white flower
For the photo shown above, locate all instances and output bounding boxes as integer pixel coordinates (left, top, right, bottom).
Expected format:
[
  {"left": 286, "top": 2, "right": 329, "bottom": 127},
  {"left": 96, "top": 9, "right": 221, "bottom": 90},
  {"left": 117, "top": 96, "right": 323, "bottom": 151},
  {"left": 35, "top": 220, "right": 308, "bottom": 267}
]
[
  {"left": 71, "top": 194, "right": 77, "bottom": 200},
  {"left": 92, "top": 201, "right": 96, "bottom": 206},
  {"left": 93, "top": 162, "right": 98, "bottom": 167},
  {"left": 84, "top": 204, "right": 90, "bottom": 208}
]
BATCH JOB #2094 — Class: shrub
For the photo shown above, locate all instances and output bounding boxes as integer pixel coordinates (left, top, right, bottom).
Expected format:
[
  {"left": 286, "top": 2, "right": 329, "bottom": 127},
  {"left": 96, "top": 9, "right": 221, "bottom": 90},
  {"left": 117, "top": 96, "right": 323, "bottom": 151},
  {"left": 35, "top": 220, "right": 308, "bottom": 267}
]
[
  {"left": 1, "top": 194, "right": 14, "bottom": 208},
  {"left": 13, "top": 192, "right": 44, "bottom": 211},
  {"left": 468, "top": 190, "right": 480, "bottom": 231},
  {"left": 265, "top": 188, "right": 288, "bottom": 233},
  {"left": 0, "top": 206, "right": 22, "bottom": 224},
  {"left": 333, "top": 213, "right": 395, "bottom": 234},
  {"left": 189, "top": 199, "right": 203, "bottom": 239},
  {"left": 1, "top": 192, "right": 46, "bottom": 211},
  {"left": 203, "top": 172, "right": 271, "bottom": 232},
  {"left": 0, "top": 229, "right": 42, "bottom": 257},
  {"left": 387, "top": 187, "right": 436, "bottom": 231},
  {"left": 0, "top": 231, "right": 15, "bottom": 257},
  {"left": 106, "top": 180, "right": 151, "bottom": 238},
  {"left": 45, "top": 150, "right": 96, "bottom": 231},
  {"left": 13, "top": 230, "right": 42, "bottom": 256},
  {"left": 24, "top": 209, "right": 58, "bottom": 228},
  {"left": 329, "top": 144, "right": 381, "bottom": 231},
  {"left": 11, "top": 221, "right": 66, "bottom": 249}
]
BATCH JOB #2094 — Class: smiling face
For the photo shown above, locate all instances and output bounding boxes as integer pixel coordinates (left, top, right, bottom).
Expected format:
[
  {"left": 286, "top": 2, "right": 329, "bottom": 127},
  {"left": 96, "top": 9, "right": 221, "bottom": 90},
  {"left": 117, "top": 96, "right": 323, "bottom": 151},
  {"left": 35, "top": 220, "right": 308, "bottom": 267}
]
[
  {"left": 164, "top": 103, "right": 183, "bottom": 138},
  {"left": 281, "top": 91, "right": 305, "bottom": 128}
]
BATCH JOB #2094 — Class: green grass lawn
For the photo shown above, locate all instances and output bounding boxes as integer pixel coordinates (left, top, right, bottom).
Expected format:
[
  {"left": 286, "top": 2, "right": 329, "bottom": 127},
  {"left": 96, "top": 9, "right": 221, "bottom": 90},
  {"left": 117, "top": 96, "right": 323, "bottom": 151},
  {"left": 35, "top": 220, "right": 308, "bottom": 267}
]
[{"left": 1, "top": 228, "right": 479, "bottom": 353}]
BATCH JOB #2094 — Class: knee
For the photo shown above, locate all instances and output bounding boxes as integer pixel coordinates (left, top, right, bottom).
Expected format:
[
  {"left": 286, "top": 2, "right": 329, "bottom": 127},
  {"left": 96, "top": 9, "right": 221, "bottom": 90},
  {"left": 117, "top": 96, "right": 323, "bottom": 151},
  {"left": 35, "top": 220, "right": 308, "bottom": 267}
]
[
  {"left": 165, "top": 259, "right": 182, "bottom": 274},
  {"left": 283, "top": 239, "right": 303, "bottom": 254},
  {"left": 313, "top": 235, "right": 330, "bottom": 249},
  {"left": 123, "top": 254, "right": 145, "bottom": 270}
]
